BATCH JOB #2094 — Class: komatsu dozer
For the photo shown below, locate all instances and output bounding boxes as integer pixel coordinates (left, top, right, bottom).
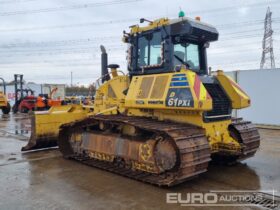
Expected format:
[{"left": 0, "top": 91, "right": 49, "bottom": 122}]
[{"left": 24, "top": 15, "right": 260, "bottom": 186}]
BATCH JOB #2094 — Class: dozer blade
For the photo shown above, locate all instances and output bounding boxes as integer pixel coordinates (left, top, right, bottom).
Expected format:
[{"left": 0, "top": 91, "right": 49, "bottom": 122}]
[{"left": 22, "top": 105, "right": 90, "bottom": 151}]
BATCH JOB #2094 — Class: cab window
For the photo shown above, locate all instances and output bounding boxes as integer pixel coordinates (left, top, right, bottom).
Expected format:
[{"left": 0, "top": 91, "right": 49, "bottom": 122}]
[
  {"left": 138, "top": 31, "right": 162, "bottom": 67},
  {"left": 174, "top": 43, "right": 200, "bottom": 71}
]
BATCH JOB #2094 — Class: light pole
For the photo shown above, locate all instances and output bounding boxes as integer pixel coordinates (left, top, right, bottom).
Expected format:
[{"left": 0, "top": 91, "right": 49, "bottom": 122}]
[{"left": 71, "top": 71, "right": 73, "bottom": 87}]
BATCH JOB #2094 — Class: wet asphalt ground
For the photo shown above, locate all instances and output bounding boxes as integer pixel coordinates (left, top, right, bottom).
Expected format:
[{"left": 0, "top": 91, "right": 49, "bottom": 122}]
[{"left": 0, "top": 114, "right": 279, "bottom": 210}]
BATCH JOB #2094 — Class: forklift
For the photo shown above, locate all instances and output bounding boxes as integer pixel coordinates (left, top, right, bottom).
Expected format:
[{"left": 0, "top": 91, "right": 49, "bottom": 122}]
[{"left": 12, "top": 74, "right": 36, "bottom": 113}]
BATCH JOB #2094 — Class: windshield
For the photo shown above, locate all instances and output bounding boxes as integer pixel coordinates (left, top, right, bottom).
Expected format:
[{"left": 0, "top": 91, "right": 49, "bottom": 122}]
[
  {"left": 138, "top": 31, "right": 162, "bottom": 68},
  {"left": 173, "top": 43, "right": 200, "bottom": 71}
]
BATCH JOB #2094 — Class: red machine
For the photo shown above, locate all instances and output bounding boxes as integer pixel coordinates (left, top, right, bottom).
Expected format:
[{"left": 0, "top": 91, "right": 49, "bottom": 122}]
[
  {"left": 17, "top": 95, "right": 37, "bottom": 113},
  {"left": 12, "top": 74, "right": 62, "bottom": 113}
]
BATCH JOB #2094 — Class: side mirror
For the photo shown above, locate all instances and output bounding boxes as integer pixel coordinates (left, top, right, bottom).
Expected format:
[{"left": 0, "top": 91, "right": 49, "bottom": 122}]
[{"left": 140, "top": 18, "right": 152, "bottom": 24}]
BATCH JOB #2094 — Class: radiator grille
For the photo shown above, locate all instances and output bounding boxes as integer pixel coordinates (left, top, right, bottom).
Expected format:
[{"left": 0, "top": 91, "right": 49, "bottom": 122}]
[
  {"left": 203, "top": 83, "right": 231, "bottom": 122},
  {"left": 150, "top": 76, "right": 168, "bottom": 99},
  {"left": 137, "top": 77, "right": 154, "bottom": 99}
]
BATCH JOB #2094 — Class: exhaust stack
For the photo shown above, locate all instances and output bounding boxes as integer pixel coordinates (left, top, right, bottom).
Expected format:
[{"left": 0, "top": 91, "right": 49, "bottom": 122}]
[{"left": 100, "top": 45, "right": 109, "bottom": 83}]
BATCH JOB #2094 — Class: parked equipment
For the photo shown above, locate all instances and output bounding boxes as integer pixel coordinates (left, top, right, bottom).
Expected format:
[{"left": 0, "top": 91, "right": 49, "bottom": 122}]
[
  {"left": 23, "top": 15, "right": 260, "bottom": 186},
  {"left": 12, "top": 74, "right": 35, "bottom": 113},
  {"left": 13, "top": 74, "right": 62, "bottom": 113},
  {"left": 62, "top": 96, "right": 82, "bottom": 105},
  {"left": 0, "top": 78, "right": 11, "bottom": 114},
  {"left": 61, "top": 96, "right": 94, "bottom": 105},
  {"left": 36, "top": 93, "right": 62, "bottom": 111}
]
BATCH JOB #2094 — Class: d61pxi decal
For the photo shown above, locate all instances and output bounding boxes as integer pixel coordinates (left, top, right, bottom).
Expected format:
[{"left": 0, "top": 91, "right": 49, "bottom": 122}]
[{"left": 166, "top": 88, "right": 194, "bottom": 107}]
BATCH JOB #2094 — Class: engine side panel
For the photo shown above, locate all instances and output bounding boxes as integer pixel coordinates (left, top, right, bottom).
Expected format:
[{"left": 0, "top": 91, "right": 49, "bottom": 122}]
[
  {"left": 94, "top": 75, "right": 129, "bottom": 114},
  {"left": 125, "top": 69, "right": 212, "bottom": 111}
]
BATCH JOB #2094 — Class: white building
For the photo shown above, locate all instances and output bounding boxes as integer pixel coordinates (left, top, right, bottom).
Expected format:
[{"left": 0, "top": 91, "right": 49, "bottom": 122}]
[{"left": 225, "top": 68, "right": 280, "bottom": 126}]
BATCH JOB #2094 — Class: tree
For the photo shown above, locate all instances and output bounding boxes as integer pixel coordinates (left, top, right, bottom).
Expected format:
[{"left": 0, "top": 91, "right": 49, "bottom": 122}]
[{"left": 65, "top": 84, "right": 96, "bottom": 97}]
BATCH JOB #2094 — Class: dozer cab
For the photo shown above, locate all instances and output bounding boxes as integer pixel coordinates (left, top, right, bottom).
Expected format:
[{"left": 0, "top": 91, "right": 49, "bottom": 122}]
[
  {"left": 0, "top": 77, "right": 11, "bottom": 115},
  {"left": 24, "top": 14, "right": 260, "bottom": 186}
]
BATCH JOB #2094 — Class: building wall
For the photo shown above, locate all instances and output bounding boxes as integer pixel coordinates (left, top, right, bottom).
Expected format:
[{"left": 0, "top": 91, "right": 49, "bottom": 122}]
[{"left": 225, "top": 69, "right": 280, "bottom": 126}]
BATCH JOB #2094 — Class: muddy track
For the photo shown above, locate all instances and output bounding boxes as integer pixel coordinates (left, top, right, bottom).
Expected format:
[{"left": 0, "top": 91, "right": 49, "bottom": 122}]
[
  {"left": 231, "top": 118, "right": 260, "bottom": 161},
  {"left": 59, "top": 115, "right": 211, "bottom": 187}
]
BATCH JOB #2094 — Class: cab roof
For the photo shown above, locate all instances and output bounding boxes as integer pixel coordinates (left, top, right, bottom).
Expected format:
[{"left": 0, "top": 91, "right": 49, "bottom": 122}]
[{"left": 128, "top": 17, "right": 219, "bottom": 42}]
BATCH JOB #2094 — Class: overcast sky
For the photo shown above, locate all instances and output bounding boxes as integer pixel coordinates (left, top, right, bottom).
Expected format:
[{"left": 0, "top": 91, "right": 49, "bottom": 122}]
[{"left": 0, "top": 0, "right": 279, "bottom": 85}]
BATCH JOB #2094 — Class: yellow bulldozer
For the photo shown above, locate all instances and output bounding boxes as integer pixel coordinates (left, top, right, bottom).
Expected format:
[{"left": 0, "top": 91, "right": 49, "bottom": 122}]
[
  {"left": 0, "top": 78, "right": 11, "bottom": 114},
  {"left": 23, "top": 14, "right": 260, "bottom": 186}
]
